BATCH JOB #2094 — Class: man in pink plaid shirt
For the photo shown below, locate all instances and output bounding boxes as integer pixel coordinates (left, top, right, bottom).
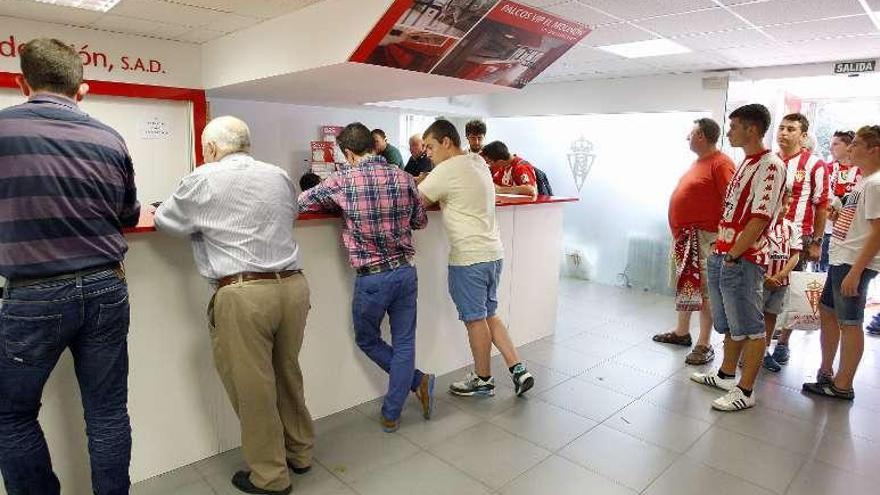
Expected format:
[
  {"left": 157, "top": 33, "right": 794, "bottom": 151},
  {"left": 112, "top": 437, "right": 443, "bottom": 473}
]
[{"left": 298, "top": 122, "right": 435, "bottom": 433}]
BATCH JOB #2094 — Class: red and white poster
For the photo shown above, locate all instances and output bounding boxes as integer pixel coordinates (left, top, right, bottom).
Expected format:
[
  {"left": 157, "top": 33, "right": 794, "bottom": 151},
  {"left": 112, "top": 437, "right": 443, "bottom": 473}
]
[
  {"left": 350, "top": 0, "right": 590, "bottom": 88},
  {"left": 310, "top": 141, "right": 335, "bottom": 163}
]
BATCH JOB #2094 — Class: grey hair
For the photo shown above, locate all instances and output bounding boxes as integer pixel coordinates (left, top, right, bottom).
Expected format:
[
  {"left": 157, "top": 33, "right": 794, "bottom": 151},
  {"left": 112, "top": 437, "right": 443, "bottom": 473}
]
[
  {"left": 202, "top": 116, "right": 251, "bottom": 157},
  {"left": 409, "top": 133, "right": 423, "bottom": 145}
]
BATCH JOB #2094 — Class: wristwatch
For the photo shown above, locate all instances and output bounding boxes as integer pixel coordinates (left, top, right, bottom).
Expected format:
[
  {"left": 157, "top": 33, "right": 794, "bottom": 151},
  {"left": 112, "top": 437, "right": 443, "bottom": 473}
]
[
  {"left": 724, "top": 253, "right": 740, "bottom": 264},
  {"left": 802, "top": 235, "right": 814, "bottom": 247}
]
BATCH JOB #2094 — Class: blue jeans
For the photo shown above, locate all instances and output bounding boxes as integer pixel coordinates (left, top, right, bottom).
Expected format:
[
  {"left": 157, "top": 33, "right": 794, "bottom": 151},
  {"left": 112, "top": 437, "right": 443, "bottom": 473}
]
[
  {"left": 352, "top": 266, "right": 423, "bottom": 421},
  {"left": 0, "top": 269, "right": 131, "bottom": 495},
  {"left": 707, "top": 254, "right": 766, "bottom": 340}
]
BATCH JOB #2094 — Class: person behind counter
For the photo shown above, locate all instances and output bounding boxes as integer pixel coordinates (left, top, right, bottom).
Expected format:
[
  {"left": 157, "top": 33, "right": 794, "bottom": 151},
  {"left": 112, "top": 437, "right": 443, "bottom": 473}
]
[
  {"left": 404, "top": 133, "right": 433, "bottom": 181},
  {"left": 155, "top": 116, "right": 314, "bottom": 495},
  {"left": 299, "top": 172, "right": 321, "bottom": 192},
  {"left": 465, "top": 119, "right": 487, "bottom": 153},
  {"left": 0, "top": 38, "right": 140, "bottom": 495},
  {"left": 418, "top": 119, "right": 535, "bottom": 398},
  {"left": 371, "top": 128, "right": 404, "bottom": 168},
  {"left": 299, "top": 122, "right": 436, "bottom": 433},
  {"left": 481, "top": 141, "right": 539, "bottom": 199}
]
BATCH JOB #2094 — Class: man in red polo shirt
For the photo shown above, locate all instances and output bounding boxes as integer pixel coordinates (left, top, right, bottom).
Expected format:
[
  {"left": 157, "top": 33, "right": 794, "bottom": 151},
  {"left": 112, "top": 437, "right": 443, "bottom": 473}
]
[
  {"left": 653, "top": 118, "right": 735, "bottom": 365},
  {"left": 481, "top": 140, "right": 537, "bottom": 198}
]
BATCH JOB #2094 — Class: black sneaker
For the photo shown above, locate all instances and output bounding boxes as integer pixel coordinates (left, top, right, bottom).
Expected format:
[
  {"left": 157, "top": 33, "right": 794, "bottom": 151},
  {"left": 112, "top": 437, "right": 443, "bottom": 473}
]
[
  {"left": 231, "top": 471, "right": 291, "bottom": 495},
  {"left": 802, "top": 382, "right": 855, "bottom": 401},
  {"left": 510, "top": 363, "right": 534, "bottom": 396}
]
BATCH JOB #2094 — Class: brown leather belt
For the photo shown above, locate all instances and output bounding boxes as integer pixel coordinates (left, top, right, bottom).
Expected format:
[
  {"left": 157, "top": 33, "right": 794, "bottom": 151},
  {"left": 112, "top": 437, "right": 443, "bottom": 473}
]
[{"left": 216, "top": 270, "right": 302, "bottom": 289}]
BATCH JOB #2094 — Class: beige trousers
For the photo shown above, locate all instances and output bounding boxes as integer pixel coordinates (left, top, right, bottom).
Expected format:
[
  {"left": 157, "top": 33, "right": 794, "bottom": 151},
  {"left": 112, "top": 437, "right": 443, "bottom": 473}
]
[{"left": 208, "top": 273, "right": 314, "bottom": 491}]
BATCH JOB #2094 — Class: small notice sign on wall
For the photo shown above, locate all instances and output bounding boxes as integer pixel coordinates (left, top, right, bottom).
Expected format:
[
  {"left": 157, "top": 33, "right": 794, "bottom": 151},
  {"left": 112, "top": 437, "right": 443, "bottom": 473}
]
[
  {"left": 139, "top": 117, "right": 170, "bottom": 140},
  {"left": 833, "top": 59, "right": 876, "bottom": 75}
]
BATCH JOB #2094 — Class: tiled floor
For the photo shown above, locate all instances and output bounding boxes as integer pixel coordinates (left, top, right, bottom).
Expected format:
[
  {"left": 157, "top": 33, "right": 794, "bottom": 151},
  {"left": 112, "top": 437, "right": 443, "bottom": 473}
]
[{"left": 133, "top": 280, "right": 880, "bottom": 495}]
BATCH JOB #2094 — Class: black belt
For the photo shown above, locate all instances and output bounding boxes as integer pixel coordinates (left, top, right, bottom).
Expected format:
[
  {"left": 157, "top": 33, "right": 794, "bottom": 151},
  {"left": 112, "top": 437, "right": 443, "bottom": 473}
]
[
  {"left": 356, "top": 258, "right": 410, "bottom": 276},
  {"left": 6, "top": 263, "right": 125, "bottom": 288}
]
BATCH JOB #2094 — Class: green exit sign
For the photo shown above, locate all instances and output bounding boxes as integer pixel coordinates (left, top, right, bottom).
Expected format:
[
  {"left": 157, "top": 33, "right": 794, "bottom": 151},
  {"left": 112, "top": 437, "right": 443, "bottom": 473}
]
[{"left": 833, "top": 60, "right": 876, "bottom": 74}]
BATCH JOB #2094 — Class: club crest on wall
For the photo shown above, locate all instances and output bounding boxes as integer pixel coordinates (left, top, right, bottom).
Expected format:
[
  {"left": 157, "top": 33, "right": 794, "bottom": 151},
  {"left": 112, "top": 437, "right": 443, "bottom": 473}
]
[{"left": 568, "top": 136, "right": 596, "bottom": 192}]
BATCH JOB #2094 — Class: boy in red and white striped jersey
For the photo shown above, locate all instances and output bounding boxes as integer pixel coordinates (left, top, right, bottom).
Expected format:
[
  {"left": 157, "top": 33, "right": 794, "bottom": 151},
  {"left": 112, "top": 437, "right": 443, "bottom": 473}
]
[
  {"left": 770, "top": 114, "right": 829, "bottom": 365},
  {"left": 762, "top": 189, "right": 801, "bottom": 372}
]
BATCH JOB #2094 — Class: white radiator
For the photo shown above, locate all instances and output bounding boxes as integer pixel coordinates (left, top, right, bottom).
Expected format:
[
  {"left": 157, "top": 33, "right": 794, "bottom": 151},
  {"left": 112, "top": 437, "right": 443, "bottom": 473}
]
[{"left": 623, "top": 236, "right": 671, "bottom": 294}]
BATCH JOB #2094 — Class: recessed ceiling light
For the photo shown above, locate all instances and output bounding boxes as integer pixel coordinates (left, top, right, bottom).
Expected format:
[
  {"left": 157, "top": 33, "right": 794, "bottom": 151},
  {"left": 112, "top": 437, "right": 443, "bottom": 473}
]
[
  {"left": 597, "top": 39, "right": 691, "bottom": 58},
  {"left": 31, "top": 0, "right": 122, "bottom": 12}
]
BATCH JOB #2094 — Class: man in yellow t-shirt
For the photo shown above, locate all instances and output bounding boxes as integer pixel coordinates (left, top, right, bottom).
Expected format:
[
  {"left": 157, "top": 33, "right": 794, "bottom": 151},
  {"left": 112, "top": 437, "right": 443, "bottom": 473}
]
[{"left": 418, "top": 119, "right": 534, "bottom": 397}]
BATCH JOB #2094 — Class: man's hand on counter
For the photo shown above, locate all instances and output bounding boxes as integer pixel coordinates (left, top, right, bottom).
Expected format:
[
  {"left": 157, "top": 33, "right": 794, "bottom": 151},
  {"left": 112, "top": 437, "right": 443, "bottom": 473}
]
[{"left": 495, "top": 183, "right": 538, "bottom": 200}]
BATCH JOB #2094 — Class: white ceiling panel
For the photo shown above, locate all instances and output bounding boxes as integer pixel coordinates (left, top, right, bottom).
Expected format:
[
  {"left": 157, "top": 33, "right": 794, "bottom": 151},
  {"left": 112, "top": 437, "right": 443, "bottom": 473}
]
[
  {"left": 580, "top": 22, "right": 658, "bottom": 46},
  {"left": 174, "top": 27, "right": 227, "bottom": 43},
  {"left": 91, "top": 13, "right": 174, "bottom": 36},
  {"left": 672, "top": 28, "right": 772, "bottom": 50},
  {"left": 577, "top": 0, "right": 718, "bottom": 20},
  {"left": 767, "top": 15, "right": 877, "bottom": 43},
  {"left": 543, "top": 0, "right": 621, "bottom": 27},
  {"left": 731, "top": 0, "right": 866, "bottom": 26},
  {"left": 641, "top": 50, "right": 736, "bottom": 69},
  {"left": 634, "top": 7, "right": 752, "bottom": 37},
  {"left": 0, "top": 0, "right": 105, "bottom": 25},
  {"left": 110, "top": 0, "right": 232, "bottom": 27}
]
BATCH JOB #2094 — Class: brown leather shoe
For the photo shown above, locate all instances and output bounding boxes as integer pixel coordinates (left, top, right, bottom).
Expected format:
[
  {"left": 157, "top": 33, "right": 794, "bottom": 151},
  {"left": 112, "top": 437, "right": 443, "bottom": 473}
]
[
  {"left": 685, "top": 344, "right": 715, "bottom": 365},
  {"left": 415, "top": 373, "right": 436, "bottom": 420},
  {"left": 653, "top": 331, "right": 692, "bottom": 347},
  {"left": 381, "top": 416, "right": 400, "bottom": 433}
]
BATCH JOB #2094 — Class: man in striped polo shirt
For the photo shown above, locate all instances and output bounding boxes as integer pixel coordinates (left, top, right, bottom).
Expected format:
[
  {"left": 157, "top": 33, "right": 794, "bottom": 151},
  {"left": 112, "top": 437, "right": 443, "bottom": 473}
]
[
  {"left": 0, "top": 39, "right": 140, "bottom": 494},
  {"left": 768, "top": 113, "right": 829, "bottom": 367}
]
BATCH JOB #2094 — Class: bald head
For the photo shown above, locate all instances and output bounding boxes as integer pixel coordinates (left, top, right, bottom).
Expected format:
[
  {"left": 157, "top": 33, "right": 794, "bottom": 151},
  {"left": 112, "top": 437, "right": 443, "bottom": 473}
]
[
  {"left": 202, "top": 115, "right": 251, "bottom": 162},
  {"left": 408, "top": 133, "right": 424, "bottom": 158}
]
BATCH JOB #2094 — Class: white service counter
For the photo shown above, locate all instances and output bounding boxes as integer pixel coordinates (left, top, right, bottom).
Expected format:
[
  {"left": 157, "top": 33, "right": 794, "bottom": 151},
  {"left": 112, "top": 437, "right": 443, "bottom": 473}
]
[{"left": 2, "top": 199, "right": 568, "bottom": 494}]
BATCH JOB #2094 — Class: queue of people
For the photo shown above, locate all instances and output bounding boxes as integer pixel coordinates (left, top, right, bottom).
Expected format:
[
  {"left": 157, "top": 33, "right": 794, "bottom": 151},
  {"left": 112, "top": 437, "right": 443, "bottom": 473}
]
[{"left": 656, "top": 104, "right": 880, "bottom": 411}]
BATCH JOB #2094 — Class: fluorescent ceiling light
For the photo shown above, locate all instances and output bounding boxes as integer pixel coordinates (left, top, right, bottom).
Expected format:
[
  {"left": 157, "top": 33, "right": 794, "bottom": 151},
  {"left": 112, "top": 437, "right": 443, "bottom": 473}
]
[
  {"left": 32, "top": 0, "right": 122, "bottom": 12},
  {"left": 597, "top": 39, "right": 691, "bottom": 58}
]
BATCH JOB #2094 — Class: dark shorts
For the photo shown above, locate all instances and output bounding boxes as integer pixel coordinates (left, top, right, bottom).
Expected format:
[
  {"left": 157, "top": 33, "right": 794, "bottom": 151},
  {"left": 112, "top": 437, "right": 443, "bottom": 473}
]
[{"left": 820, "top": 264, "right": 877, "bottom": 326}]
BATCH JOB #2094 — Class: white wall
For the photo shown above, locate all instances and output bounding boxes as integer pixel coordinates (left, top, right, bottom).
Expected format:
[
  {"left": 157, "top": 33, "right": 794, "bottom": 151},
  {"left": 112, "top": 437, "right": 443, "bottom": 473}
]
[
  {"left": 488, "top": 73, "right": 728, "bottom": 123},
  {"left": 0, "top": 17, "right": 201, "bottom": 88},
  {"left": 487, "top": 112, "right": 707, "bottom": 288},
  {"left": 209, "top": 98, "right": 403, "bottom": 179}
]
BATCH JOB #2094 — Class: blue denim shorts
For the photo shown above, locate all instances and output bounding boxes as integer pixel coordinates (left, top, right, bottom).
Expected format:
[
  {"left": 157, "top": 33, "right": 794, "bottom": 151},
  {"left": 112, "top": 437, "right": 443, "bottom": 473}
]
[
  {"left": 707, "top": 254, "right": 766, "bottom": 340},
  {"left": 820, "top": 264, "right": 877, "bottom": 326},
  {"left": 763, "top": 286, "right": 788, "bottom": 315},
  {"left": 448, "top": 260, "right": 502, "bottom": 322}
]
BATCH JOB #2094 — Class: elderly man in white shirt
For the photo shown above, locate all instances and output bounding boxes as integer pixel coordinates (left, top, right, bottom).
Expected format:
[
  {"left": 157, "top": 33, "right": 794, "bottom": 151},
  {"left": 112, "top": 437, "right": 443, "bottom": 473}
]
[{"left": 155, "top": 116, "right": 312, "bottom": 495}]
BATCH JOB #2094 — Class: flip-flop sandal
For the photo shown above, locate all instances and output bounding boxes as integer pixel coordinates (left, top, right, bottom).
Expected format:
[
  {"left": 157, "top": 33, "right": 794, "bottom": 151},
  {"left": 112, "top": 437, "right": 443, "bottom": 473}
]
[
  {"left": 802, "top": 382, "right": 855, "bottom": 401},
  {"left": 652, "top": 332, "right": 692, "bottom": 347}
]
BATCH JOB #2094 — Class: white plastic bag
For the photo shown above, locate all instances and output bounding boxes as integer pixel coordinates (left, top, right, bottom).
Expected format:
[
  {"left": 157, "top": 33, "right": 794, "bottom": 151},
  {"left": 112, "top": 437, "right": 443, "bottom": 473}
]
[{"left": 779, "top": 271, "right": 827, "bottom": 331}]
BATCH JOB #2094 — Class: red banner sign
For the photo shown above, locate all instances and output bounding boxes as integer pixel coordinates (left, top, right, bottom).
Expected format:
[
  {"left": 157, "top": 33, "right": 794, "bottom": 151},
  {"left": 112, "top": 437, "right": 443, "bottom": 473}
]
[{"left": 350, "top": 0, "right": 590, "bottom": 89}]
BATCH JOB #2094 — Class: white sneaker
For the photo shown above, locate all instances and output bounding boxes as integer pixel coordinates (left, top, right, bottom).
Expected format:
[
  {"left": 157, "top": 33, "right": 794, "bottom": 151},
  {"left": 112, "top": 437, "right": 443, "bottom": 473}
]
[
  {"left": 712, "top": 387, "right": 755, "bottom": 411},
  {"left": 690, "top": 370, "right": 735, "bottom": 391},
  {"left": 449, "top": 371, "right": 495, "bottom": 397}
]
